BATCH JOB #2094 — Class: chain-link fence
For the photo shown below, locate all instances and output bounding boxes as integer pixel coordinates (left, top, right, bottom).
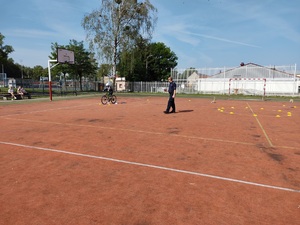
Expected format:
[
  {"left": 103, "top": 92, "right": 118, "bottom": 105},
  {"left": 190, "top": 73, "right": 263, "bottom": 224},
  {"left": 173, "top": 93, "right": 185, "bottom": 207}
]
[{"left": 1, "top": 64, "right": 299, "bottom": 97}]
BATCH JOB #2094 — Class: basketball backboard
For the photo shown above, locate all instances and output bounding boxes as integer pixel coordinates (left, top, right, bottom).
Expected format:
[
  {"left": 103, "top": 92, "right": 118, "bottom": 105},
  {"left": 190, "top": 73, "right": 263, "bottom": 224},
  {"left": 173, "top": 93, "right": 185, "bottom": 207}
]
[{"left": 57, "top": 48, "right": 75, "bottom": 64}]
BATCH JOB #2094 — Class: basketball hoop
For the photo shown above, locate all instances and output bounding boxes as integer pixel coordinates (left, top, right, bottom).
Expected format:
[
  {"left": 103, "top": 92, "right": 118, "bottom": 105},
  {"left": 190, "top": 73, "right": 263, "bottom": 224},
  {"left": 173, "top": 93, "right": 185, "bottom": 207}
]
[
  {"left": 48, "top": 49, "right": 75, "bottom": 101},
  {"left": 57, "top": 48, "right": 75, "bottom": 65}
]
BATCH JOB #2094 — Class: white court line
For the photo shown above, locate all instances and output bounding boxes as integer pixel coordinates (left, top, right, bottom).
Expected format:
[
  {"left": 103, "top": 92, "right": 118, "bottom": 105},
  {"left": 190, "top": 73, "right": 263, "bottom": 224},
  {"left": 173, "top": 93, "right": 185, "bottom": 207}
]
[
  {"left": 0, "top": 141, "right": 299, "bottom": 193},
  {"left": 4, "top": 117, "right": 300, "bottom": 151},
  {"left": 0, "top": 103, "right": 97, "bottom": 118}
]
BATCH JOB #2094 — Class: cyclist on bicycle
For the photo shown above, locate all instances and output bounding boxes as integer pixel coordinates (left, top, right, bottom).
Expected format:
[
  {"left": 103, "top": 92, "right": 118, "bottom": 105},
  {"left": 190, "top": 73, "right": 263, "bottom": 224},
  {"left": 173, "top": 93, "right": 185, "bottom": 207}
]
[
  {"left": 104, "top": 83, "right": 113, "bottom": 96},
  {"left": 101, "top": 82, "right": 117, "bottom": 105}
]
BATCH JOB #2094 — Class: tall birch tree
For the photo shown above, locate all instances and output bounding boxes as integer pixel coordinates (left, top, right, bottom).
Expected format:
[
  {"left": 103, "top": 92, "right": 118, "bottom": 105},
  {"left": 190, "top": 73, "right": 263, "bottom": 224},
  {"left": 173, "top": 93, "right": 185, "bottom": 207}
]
[{"left": 82, "top": 0, "right": 157, "bottom": 86}]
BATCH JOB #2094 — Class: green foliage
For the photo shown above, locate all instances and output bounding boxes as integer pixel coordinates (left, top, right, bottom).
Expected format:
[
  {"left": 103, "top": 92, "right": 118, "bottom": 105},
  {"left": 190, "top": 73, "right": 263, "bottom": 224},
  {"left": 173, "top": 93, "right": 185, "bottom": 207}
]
[
  {"left": 0, "top": 33, "right": 22, "bottom": 78},
  {"left": 98, "top": 63, "right": 112, "bottom": 80},
  {"left": 147, "top": 42, "right": 178, "bottom": 81},
  {"left": 50, "top": 40, "right": 98, "bottom": 91},
  {"left": 118, "top": 41, "right": 178, "bottom": 81},
  {"left": 0, "top": 32, "right": 14, "bottom": 62},
  {"left": 82, "top": 0, "right": 157, "bottom": 85},
  {"left": 32, "top": 65, "right": 47, "bottom": 80},
  {"left": 179, "top": 68, "right": 198, "bottom": 80}
]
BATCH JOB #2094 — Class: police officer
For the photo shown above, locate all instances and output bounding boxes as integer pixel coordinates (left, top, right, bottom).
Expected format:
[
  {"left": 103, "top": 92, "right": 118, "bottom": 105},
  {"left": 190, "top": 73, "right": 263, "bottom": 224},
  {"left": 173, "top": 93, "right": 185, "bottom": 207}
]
[{"left": 164, "top": 76, "right": 176, "bottom": 114}]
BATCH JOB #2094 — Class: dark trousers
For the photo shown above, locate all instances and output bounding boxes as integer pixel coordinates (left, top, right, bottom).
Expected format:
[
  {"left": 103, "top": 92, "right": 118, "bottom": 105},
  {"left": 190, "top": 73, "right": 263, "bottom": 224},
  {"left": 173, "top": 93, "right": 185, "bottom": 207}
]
[{"left": 166, "top": 94, "right": 175, "bottom": 112}]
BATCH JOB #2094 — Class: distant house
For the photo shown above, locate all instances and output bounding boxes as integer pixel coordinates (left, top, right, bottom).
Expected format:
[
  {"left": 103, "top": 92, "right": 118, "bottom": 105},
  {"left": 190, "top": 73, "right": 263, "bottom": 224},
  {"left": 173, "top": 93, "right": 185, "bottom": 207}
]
[
  {"left": 186, "top": 72, "right": 198, "bottom": 86},
  {"left": 103, "top": 76, "right": 126, "bottom": 91},
  {"left": 116, "top": 77, "right": 126, "bottom": 91},
  {"left": 186, "top": 72, "right": 209, "bottom": 86}
]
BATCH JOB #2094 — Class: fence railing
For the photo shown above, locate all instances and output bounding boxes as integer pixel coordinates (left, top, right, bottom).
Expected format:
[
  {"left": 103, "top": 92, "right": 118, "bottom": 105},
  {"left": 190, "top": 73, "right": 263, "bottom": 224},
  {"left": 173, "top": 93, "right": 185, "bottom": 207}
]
[
  {"left": 1, "top": 79, "right": 299, "bottom": 97},
  {"left": 1, "top": 63, "right": 299, "bottom": 97}
]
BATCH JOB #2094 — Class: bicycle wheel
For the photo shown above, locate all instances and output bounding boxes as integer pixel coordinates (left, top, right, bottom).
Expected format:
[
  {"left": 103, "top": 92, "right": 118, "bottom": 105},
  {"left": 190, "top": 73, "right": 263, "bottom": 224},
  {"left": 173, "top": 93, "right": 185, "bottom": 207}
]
[
  {"left": 111, "top": 95, "right": 117, "bottom": 104},
  {"left": 101, "top": 95, "right": 108, "bottom": 105}
]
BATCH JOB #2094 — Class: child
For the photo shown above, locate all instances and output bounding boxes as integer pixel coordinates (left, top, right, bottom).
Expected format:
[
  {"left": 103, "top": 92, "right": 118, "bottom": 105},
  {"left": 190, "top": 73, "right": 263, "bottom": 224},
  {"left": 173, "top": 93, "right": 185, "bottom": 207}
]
[
  {"left": 8, "top": 86, "right": 17, "bottom": 100},
  {"left": 17, "top": 86, "right": 27, "bottom": 99}
]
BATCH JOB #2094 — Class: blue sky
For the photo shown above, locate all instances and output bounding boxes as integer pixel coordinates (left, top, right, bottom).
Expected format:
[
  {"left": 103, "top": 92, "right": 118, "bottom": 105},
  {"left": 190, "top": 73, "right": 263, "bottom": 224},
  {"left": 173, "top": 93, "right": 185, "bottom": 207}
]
[{"left": 1, "top": 0, "right": 299, "bottom": 70}]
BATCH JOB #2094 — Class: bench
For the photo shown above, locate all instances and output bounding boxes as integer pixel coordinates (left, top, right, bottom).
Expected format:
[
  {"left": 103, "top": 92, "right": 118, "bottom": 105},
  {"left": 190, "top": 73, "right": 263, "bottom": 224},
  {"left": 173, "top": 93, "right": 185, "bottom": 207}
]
[{"left": 2, "top": 92, "right": 31, "bottom": 100}]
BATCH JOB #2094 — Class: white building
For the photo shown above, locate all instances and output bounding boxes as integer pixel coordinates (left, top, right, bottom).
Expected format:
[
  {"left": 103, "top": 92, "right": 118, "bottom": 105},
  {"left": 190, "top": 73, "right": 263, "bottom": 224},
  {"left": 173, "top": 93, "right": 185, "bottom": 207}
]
[{"left": 173, "top": 63, "right": 299, "bottom": 96}]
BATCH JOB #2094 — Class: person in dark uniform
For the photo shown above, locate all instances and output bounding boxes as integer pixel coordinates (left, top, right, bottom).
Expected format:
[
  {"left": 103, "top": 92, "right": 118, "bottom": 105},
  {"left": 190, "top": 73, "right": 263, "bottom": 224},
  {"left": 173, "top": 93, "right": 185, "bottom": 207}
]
[{"left": 164, "top": 76, "right": 176, "bottom": 114}]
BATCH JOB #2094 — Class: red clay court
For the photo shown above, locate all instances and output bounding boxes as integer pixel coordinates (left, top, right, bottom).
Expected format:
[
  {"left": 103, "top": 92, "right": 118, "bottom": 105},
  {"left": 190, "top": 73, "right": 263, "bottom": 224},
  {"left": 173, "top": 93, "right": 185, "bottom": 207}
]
[{"left": 0, "top": 95, "right": 299, "bottom": 225}]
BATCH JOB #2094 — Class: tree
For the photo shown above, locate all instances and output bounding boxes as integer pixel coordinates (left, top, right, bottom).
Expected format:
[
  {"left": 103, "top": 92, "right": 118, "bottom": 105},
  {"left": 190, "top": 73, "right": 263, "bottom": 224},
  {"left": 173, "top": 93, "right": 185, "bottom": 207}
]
[
  {"left": 98, "top": 63, "right": 112, "bottom": 81},
  {"left": 32, "top": 65, "right": 47, "bottom": 81},
  {"left": 122, "top": 42, "right": 178, "bottom": 81},
  {"left": 0, "top": 33, "right": 22, "bottom": 78},
  {"left": 49, "top": 40, "right": 98, "bottom": 91},
  {"left": 0, "top": 32, "right": 14, "bottom": 63},
  {"left": 82, "top": 0, "right": 157, "bottom": 86},
  {"left": 146, "top": 42, "right": 178, "bottom": 81},
  {"left": 67, "top": 40, "right": 98, "bottom": 91}
]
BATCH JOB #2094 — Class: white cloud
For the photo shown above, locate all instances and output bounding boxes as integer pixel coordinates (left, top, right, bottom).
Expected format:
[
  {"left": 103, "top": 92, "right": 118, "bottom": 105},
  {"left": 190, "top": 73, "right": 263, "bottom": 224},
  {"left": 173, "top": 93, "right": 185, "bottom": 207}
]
[{"left": 179, "top": 31, "right": 261, "bottom": 48}]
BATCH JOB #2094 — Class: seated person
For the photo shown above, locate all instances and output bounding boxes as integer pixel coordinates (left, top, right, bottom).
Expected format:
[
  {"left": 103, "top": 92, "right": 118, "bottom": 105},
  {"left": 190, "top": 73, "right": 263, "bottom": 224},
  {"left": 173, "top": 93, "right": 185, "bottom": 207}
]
[
  {"left": 17, "top": 86, "right": 28, "bottom": 99},
  {"left": 8, "top": 86, "right": 16, "bottom": 100}
]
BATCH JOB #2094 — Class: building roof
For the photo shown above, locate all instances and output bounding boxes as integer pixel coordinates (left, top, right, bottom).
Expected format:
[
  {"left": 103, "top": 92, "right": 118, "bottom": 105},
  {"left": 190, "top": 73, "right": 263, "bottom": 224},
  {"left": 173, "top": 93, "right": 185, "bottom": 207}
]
[{"left": 211, "top": 63, "right": 295, "bottom": 79}]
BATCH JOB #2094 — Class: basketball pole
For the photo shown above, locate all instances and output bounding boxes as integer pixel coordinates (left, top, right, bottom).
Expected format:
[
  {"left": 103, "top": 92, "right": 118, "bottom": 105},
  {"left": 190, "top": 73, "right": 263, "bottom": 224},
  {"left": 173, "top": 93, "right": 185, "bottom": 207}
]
[{"left": 48, "top": 59, "right": 59, "bottom": 101}]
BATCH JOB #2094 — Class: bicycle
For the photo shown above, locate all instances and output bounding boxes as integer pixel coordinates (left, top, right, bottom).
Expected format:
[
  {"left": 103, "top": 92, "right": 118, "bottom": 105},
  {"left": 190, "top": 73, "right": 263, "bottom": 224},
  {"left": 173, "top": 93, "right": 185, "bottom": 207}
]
[{"left": 101, "top": 91, "right": 117, "bottom": 105}]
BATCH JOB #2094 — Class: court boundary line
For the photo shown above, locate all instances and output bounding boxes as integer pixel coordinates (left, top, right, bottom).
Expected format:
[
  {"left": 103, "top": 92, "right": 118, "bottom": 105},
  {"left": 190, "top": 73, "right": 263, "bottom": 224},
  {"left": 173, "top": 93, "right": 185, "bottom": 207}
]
[
  {"left": 0, "top": 103, "right": 97, "bottom": 118},
  {"left": 3, "top": 117, "right": 262, "bottom": 147},
  {"left": 247, "top": 103, "right": 274, "bottom": 147},
  {"left": 0, "top": 141, "right": 299, "bottom": 193},
  {"left": 3, "top": 117, "right": 299, "bottom": 151}
]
